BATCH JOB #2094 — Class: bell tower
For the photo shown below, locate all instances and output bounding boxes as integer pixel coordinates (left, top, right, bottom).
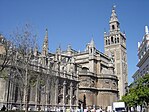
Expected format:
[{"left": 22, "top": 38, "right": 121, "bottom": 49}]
[{"left": 104, "top": 6, "right": 128, "bottom": 99}]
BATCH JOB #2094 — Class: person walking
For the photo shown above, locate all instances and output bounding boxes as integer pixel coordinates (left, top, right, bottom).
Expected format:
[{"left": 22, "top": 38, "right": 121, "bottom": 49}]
[{"left": 1, "top": 105, "right": 6, "bottom": 111}]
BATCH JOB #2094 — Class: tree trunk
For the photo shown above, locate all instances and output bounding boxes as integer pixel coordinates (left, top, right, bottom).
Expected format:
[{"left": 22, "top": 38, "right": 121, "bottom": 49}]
[
  {"left": 25, "top": 89, "right": 28, "bottom": 112},
  {"left": 24, "top": 66, "right": 28, "bottom": 112}
]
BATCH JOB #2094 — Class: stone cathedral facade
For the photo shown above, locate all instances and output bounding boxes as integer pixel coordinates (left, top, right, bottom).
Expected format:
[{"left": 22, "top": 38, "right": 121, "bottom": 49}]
[
  {"left": 0, "top": 31, "right": 80, "bottom": 111},
  {"left": 0, "top": 7, "right": 127, "bottom": 111}
]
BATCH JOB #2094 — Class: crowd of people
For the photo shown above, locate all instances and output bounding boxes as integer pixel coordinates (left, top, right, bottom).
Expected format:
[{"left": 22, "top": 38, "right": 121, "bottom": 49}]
[{"left": 0, "top": 105, "right": 108, "bottom": 112}]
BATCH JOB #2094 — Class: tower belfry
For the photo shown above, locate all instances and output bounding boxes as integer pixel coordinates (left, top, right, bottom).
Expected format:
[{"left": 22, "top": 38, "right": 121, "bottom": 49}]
[
  {"left": 104, "top": 6, "right": 128, "bottom": 99},
  {"left": 42, "top": 29, "right": 49, "bottom": 56}
]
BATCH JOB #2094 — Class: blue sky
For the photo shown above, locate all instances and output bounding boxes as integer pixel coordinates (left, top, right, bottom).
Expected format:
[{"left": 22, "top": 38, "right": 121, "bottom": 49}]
[{"left": 0, "top": 0, "right": 149, "bottom": 84}]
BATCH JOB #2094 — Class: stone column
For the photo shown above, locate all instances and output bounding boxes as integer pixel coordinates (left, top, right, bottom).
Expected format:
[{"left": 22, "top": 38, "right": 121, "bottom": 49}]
[
  {"left": 9, "top": 82, "right": 15, "bottom": 104},
  {"left": 45, "top": 81, "right": 49, "bottom": 111},
  {"left": 55, "top": 62, "right": 60, "bottom": 76},
  {"left": 35, "top": 80, "right": 39, "bottom": 111},
  {"left": 40, "top": 86, "right": 46, "bottom": 111},
  {"left": 16, "top": 86, "right": 22, "bottom": 103},
  {"left": 70, "top": 82, "right": 73, "bottom": 110},
  {"left": 76, "top": 84, "right": 79, "bottom": 110},
  {"left": 63, "top": 81, "right": 66, "bottom": 111},
  {"left": 55, "top": 79, "right": 59, "bottom": 106},
  {"left": 29, "top": 86, "right": 35, "bottom": 104}
]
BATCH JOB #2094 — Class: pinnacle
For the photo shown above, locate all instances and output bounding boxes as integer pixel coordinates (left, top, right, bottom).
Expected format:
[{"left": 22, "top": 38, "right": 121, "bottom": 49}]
[{"left": 110, "top": 6, "right": 118, "bottom": 23}]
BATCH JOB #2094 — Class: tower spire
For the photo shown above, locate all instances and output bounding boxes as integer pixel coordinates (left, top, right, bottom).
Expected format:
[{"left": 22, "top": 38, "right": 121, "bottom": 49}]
[
  {"left": 109, "top": 6, "right": 120, "bottom": 32},
  {"left": 45, "top": 28, "right": 48, "bottom": 37},
  {"left": 90, "top": 38, "right": 95, "bottom": 48},
  {"left": 110, "top": 5, "right": 118, "bottom": 23},
  {"left": 42, "top": 28, "right": 49, "bottom": 56}
]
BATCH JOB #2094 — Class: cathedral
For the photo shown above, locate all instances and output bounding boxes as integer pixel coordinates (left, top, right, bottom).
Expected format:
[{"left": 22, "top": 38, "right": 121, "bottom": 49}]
[{"left": 0, "top": 7, "right": 128, "bottom": 111}]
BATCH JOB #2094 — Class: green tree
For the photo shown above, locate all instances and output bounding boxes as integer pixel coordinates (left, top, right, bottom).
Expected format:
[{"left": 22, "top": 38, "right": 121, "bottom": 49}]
[
  {"left": 122, "top": 87, "right": 138, "bottom": 111},
  {"left": 122, "top": 74, "right": 149, "bottom": 111}
]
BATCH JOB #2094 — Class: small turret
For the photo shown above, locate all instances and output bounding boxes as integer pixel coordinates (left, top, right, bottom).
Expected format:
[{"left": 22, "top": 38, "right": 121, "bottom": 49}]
[
  {"left": 55, "top": 45, "right": 61, "bottom": 61},
  {"left": 90, "top": 38, "right": 95, "bottom": 48},
  {"left": 42, "top": 29, "right": 49, "bottom": 56},
  {"left": 67, "top": 44, "right": 72, "bottom": 56},
  {"left": 34, "top": 44, "right": 38, "bottom": 56},
  {"left": 56, "top": 45, "right": 61, "bottom": 54},
  {"left": 89, "top": 38, "right": 96, "bottom": 55},
  {"left": 67, "top": 44, "right": 71, "bottom": 51},
  {"left": 145, "top": 26, "right": 149, "bottom": 35}
]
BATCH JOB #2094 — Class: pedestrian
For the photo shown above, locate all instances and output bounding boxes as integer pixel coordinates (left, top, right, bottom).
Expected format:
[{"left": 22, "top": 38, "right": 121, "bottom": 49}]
[
  {"left": 12, "top": 106, "right": 17, "bottom": 110},
  {"left": 1, "top": 105, "right": 6, "bottom": 111}
]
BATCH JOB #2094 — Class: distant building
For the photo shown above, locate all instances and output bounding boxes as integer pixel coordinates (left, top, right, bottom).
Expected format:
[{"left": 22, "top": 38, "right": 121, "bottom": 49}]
[
  {"left": 0, "top": 6, "right": 128, "bottom": 110},
  {"left": 133, "top": 26, "right": 149, "bottom": 81}
]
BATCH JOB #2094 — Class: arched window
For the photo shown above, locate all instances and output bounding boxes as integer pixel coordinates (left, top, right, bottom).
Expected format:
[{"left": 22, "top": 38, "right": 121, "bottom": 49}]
[
  {"left": 117, "top": 38, "right": 119, "bottom": 43},
  {"left": 108, "top": 39, "right": 110, "bottom": 45},
  {"left": 112, "top": 25, "right": 115, "bottom": 30},
  {"left": 90, "top": 48, "right": 92, "bottom": 53},
  {"left": 111, "top": 36, "right": 114, "bottom": 44},
  {"left": 82, "top": 67, "right": 89, "bottom": 72},
  {"left": 106, "top": 40, "right": 107, "bottom": 45}
]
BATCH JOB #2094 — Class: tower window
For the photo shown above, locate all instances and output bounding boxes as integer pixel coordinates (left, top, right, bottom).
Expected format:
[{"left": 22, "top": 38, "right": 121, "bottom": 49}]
[
  {"left": 115, "top": 38, "right": 117, "bottom": 43},
  {"left": 112, "top": 25, "right": 115, "bottom": 30},
  {"left": 145, "top": 47, "right": 147, "bottom": 52},
  {"left": 111, "top": 36, "right": 114, "bottom": 44},
  {"left": 117, "top": 38, "right": 119, "bottom": 43},
  {"left": 90, "top": 48, "right": 92, "bottom": 53},
  {"left": 108, "top": 39, "right": 110, "bottom": 45},
  {"left": 106, "top": 40, "right": 107, "bottom": 45},
  {"left": 117, "top": 25, "right": 119, "bottom": 29}
]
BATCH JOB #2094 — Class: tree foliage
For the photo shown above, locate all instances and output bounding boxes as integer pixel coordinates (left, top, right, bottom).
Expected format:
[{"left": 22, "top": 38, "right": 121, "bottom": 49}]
[{"left": 122, "top": 74, "right": 149, "bottom": 109}]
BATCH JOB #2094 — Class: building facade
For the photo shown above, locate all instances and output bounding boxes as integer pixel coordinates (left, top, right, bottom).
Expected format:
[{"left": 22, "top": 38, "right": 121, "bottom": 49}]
[
  {"left": 0, "top": 32, "right": 79, "bottom": 111},
  {"left": 0, "top": 7, "right": 128, "bottom": 111},
  {"left": 104, "top": 7, "right": 128, "bottom": 99},
  {"left": 133, "top": 26, "right": 149, "bottom": 81},
  {"left": 61, "top": 39, "right": 118, "bottom": 109}
]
